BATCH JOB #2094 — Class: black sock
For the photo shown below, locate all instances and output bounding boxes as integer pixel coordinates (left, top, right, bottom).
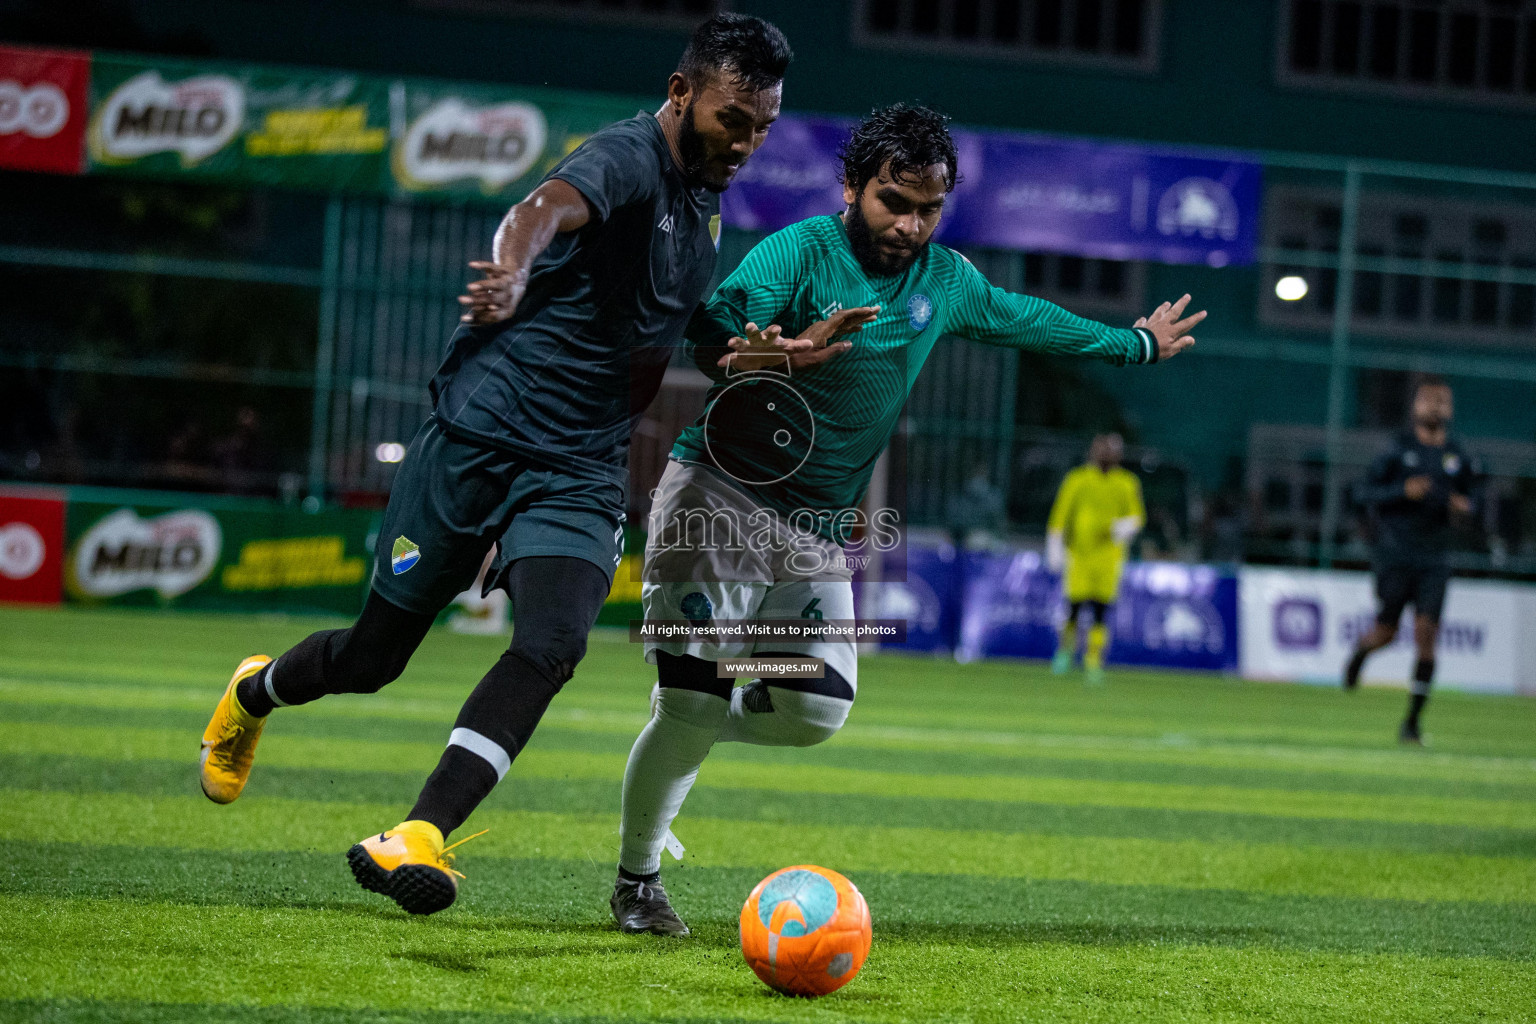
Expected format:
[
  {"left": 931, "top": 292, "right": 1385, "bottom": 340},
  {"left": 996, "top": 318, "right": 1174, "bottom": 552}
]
[
  {"left": 235, "top": 633, "right": 338, "bottom": 717},
  {"left": 1405, "top": 659, "right": 1434, "bottom": 730},
  {"left": 233, "top": 590, "right": 433, "bottom": 716},
  {"left": 1344, "top": 646, "right": 1370, "bottom": 687},
  {"left": 407, "top": 648, "right": 564, "bottom": 836},
  {"left": 618, "top": 864, "right": 660, "bottom": 884},
  {"left": 407, "top": 556, "right": 610, "bottom": 837}
]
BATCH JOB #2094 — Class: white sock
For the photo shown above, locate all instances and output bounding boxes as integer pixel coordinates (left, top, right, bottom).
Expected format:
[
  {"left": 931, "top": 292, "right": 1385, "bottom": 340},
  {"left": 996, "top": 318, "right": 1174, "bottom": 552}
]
[
  {"left": 618, "top": 686, "right": 727, "bottom": 877},
  {"left": 719, "top": 683, "right": 851, "bottom": 747}
]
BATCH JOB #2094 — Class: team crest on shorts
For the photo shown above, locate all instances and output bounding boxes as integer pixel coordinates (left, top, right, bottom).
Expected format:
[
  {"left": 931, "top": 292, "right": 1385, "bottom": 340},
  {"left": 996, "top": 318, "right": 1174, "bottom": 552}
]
[
  {"left": 680, "top": 591, "right": 713, "bottom": 624},
  {"left": 907, "top": 293, "right": 933, "bottom": 331},
  {"left": 391, "top": 536, "right": 420, "bottom": 575}
]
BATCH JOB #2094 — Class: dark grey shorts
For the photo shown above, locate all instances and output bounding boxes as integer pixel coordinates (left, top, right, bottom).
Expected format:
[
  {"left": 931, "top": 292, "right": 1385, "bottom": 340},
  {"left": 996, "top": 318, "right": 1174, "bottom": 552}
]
[
  {"left": 1374, "top": 563, "right": 1450, "bottom": 625},
  {"left": 370, "top": 419, "right": 623, "bottom": 615}
]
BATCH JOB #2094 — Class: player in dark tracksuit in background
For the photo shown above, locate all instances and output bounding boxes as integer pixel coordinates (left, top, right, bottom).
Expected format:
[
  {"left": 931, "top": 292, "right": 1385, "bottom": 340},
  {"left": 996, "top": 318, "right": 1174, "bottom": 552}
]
[{"left": 1343, "top": 377, "right": 1480, "bottom": 745}]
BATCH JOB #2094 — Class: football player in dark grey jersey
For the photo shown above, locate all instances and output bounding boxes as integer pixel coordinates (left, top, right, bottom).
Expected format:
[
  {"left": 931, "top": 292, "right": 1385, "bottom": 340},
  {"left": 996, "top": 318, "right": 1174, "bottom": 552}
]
[
  {"left": 197, "top": 14, "right": 792, "bottom": 917},
  {"left": 1344, "top": 377, "right": 1481, "bottom": 744}
]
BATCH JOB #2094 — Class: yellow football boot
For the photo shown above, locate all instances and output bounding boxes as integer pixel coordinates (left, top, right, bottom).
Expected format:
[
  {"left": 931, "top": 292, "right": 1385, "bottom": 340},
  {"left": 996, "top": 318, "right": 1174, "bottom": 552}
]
[
  {"left": 199, "top": 655, "right": 272, "bottom": 804},
  {"left": 347, "top": 820, "right": 485, "bottom": 915}
]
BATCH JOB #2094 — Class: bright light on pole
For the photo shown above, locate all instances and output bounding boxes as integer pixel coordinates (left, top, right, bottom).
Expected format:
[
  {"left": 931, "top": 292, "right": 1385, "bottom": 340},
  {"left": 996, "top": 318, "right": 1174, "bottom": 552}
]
[
  {"left": 375, "top": 442, "right": 406, "bottom": 463},
  {"left": 1275, "top": 275, "right": 1309, "bottom": 301}
]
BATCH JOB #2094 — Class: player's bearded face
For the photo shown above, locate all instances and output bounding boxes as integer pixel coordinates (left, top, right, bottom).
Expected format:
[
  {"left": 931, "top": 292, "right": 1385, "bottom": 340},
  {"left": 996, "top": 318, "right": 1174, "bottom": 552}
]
[
  {"left": 843, "top": 163, "right": 949, "bottom": 276},
  {"left": 677, "top": 76, "right": 781, "bottom": 194},
  {"left": 1413, "top": 386, "right": 1453, "bottom": 429}
]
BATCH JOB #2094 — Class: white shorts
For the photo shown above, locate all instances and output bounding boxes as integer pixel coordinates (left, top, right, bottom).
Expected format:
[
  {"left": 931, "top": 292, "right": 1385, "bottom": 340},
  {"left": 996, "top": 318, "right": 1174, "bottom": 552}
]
[{"left": 641, "top": 460, "right": 859, "bottom": 689}]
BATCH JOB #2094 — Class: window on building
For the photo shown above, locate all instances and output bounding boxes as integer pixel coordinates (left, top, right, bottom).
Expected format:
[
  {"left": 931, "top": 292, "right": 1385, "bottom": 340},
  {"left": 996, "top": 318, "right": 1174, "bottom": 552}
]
[
  {"left": 1262, "top": 185, "right": 1536, "bottom": 346},
  {"left": 411, "top": 0, "right": 717, "bottom": 25},
  {"left": 961, "top": 248, "right": 1145, "bottom": 319},
  {"left": 1281, "top": 0, "right": 1536, "bottom": 105},
  {"left": 856, "top": 0, "right": 1162, "bottom": 69}
]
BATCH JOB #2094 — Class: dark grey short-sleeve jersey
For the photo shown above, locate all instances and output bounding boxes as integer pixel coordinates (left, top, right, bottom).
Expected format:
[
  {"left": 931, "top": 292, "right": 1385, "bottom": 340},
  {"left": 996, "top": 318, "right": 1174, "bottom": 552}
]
[{"left": 429, "top": 113, "right": 720, "bottom": 482}]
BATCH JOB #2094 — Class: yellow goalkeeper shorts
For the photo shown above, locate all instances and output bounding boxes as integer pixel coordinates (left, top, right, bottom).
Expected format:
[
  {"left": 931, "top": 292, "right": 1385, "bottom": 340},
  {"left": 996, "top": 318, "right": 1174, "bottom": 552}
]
[{"left": 1065, "top": 547, "right": 1125, "bottom": 605}]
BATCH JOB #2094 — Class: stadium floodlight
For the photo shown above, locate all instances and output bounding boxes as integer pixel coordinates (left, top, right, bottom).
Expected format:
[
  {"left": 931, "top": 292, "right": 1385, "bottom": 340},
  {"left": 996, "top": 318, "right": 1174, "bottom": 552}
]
[
  {"left": 374, "top": 442, "right": 406, "bottom": 463},
  {"left": 1275, "top": 275, "right": 1309, "bottom": 301}
]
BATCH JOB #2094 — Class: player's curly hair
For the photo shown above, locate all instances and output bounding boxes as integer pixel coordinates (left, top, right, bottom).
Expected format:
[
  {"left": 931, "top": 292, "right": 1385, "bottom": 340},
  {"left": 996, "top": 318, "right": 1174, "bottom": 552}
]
[
  {"left": 677, "top": 13, "right": 793, "bottom": 91},
  {"left": 838, "top": 103, "right": 960, "bottom": 196}
]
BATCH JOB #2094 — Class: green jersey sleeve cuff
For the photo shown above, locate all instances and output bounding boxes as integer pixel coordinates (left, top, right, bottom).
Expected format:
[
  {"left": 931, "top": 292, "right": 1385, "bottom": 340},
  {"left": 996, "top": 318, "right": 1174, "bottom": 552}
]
[{"left": 1134, "top": 326, "right": 1157, "bottom": 364}]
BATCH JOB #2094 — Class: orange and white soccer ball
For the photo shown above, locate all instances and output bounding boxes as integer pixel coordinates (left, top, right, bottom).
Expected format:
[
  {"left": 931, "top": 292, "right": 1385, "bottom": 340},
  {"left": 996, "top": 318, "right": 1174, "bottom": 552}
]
[{"left": 739, "top": 864, "right": 872, "bottom": 997}]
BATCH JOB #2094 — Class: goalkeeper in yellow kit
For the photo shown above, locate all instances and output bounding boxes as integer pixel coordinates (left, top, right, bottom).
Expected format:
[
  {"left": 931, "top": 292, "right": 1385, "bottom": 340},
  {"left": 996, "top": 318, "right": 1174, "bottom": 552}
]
[{"left": 1046, "top": 433, "right": 1145, "bottom": 683}]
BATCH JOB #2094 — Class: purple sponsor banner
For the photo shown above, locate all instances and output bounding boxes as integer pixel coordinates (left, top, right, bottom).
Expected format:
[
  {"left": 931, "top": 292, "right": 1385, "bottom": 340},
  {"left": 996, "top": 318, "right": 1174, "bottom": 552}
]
[
  {"left": 871, "top": 540, "right": 962, "bottom": 653},
  {"left": 724, "top": 116, "right": 1262, "bottom": 267},
  {"left": 1106, "top": 562, "right": 1239, "bottom": 672},
  {"left": 720, "top": 117, "right": 851, "bottom": 233},
  {"left": 954, "top": 548, "right": 1061, "bottom": 662},
  {"left": 948, "top": 548, "right": 1238, "bottom": 671}
]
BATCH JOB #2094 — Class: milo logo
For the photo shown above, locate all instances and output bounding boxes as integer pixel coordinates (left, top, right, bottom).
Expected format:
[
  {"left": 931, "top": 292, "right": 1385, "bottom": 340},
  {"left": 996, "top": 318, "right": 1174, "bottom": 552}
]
[
  {"left": 90, "top": 70, "right": 244, "bottom": 165},
  {"left": 395, "top": 97, "right": 547, "bottom": 191},
  {"left": 69, "top": 508, "right": 222, "bottom": 599}
]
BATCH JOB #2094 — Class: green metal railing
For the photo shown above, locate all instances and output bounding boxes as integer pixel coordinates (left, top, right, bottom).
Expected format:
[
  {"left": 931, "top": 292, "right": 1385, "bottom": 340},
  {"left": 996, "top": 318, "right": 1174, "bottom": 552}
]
[{"left": 5, "top": 144, "right": 1536, "bottom": 572}]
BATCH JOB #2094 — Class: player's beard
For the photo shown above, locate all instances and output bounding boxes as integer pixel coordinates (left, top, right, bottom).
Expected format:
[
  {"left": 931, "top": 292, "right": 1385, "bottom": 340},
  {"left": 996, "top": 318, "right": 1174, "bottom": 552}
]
[
  {"left": 678, "top": 101, "right": 730, "bottom": 194},
  {"left": 1415, "top": 407, "right": 1449, "bottom": 432},
  {"left": 845, "top": 201, "right": 925, "bottom": 277}
]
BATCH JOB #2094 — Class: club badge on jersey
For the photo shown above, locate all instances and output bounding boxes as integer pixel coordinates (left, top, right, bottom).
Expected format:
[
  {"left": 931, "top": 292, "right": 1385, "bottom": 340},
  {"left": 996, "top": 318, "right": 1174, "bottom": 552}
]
[
  {"left": 907, "top": 293, "right": 933, "bottom": 332},
  {"left": 391, "top": 536, "right": 420, "bottom": 575}
]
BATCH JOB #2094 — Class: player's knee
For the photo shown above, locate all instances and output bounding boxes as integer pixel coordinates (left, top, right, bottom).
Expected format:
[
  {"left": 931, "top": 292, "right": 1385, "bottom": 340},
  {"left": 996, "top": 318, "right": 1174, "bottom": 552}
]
[
  {"left": 508, "top": 622, "right": 589, "bottom": 689},
  {"left": 761, "top": 685, "right": 852, "bottom": 747},
  {"left": 652, "top": 682, "right": 729, "bottom": 731}
]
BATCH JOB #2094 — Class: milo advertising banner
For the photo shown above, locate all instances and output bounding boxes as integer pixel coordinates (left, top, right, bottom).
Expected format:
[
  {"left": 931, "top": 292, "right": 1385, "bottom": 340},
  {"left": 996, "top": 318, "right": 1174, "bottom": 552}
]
[
  {"left": 388, "top": 79, "right": 632, "bottom": 201},
  {"left": 81, "top": 49, "right": 635, "bottom": 199},
  {"left": 65, "top": 490, "right": 378, "bottom": 614},
  {"left": 86, "top": 53, "right": 390, "bottom": 191}
]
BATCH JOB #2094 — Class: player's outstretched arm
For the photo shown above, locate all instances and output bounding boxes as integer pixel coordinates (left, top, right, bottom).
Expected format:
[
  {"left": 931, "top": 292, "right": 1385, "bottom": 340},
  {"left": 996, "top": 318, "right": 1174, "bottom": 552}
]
[
  {"left": 458, "top": 180, "right": 594, "bottom": 325},
  {"left": 946, "top": 253, "right": 1203, "bottom": 365}
]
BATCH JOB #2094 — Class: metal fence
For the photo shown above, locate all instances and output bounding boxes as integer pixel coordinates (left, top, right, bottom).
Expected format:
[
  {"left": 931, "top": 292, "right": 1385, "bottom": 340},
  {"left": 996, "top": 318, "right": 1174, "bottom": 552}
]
[{"left": 4, "top": 145, "right": 1536, "bottom": 576}]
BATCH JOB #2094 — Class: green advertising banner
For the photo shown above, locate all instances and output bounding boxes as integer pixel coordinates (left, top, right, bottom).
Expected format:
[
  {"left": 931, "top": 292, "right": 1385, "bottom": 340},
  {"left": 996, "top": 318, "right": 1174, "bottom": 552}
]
[
  {"left": 83, "top": 50, "right": 640, "bottom": 201},
  {"left": 390, "top": 78, "right": 636, "bottom": 202},
  {"left": 64, "top": 490, "right": 379, "bottom": 615},
  {"left": 86, "top": 54, "right": 392, "bottom": 192}
]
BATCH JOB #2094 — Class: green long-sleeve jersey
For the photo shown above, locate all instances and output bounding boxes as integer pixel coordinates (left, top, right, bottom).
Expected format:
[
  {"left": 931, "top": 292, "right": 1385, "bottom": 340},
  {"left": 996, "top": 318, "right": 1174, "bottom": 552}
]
[{"left": 672, "top": 215, "right": 1159, "bottom": 541}]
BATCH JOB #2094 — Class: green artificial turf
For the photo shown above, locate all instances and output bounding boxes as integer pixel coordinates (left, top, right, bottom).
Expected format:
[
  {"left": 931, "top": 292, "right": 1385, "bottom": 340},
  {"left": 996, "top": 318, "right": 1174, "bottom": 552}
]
[{"left": 1, "top": 605, "right": 1533, "bottom": 1023}]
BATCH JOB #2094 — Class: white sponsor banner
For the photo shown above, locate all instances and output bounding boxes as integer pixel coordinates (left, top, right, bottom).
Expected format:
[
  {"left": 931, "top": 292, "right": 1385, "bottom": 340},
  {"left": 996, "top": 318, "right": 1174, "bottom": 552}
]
[
  {"left": 71, "top": 507, "right": 222, "bottom": 599},
  {"left": 90, "top": 70, "right": 244, "bottom": 166},
  {"left": 394, "top": 96, "right": 547, "bottom": 192},
  {"left": 1239, "top": 567, "right": 1534, "bottom": 695},
  {"left": 0, "top": 521, "right": 45, "bottom": 580}
]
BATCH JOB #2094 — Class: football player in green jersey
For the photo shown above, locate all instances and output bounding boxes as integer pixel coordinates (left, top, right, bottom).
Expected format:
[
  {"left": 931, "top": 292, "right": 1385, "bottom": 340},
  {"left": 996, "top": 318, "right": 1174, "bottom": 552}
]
[{"left": 609, "top": 104, "right": 1204, "bottom": 935}]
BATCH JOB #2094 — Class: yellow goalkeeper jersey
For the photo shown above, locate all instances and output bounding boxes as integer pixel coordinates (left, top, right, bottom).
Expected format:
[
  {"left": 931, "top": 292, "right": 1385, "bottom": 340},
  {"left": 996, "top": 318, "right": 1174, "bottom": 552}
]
[{"left": 1048, "top": 464, "right": 1145, "bottom": 554}]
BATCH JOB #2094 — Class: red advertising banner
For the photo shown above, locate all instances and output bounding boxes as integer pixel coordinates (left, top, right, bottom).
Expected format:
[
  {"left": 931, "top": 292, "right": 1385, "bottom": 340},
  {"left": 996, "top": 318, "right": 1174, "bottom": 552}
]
[
  {"left": 0, "top": 489, "right": 66, "bottom": 604},
  {"left": 0, "top": 44, "right": 89, "bottom": 174}
]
